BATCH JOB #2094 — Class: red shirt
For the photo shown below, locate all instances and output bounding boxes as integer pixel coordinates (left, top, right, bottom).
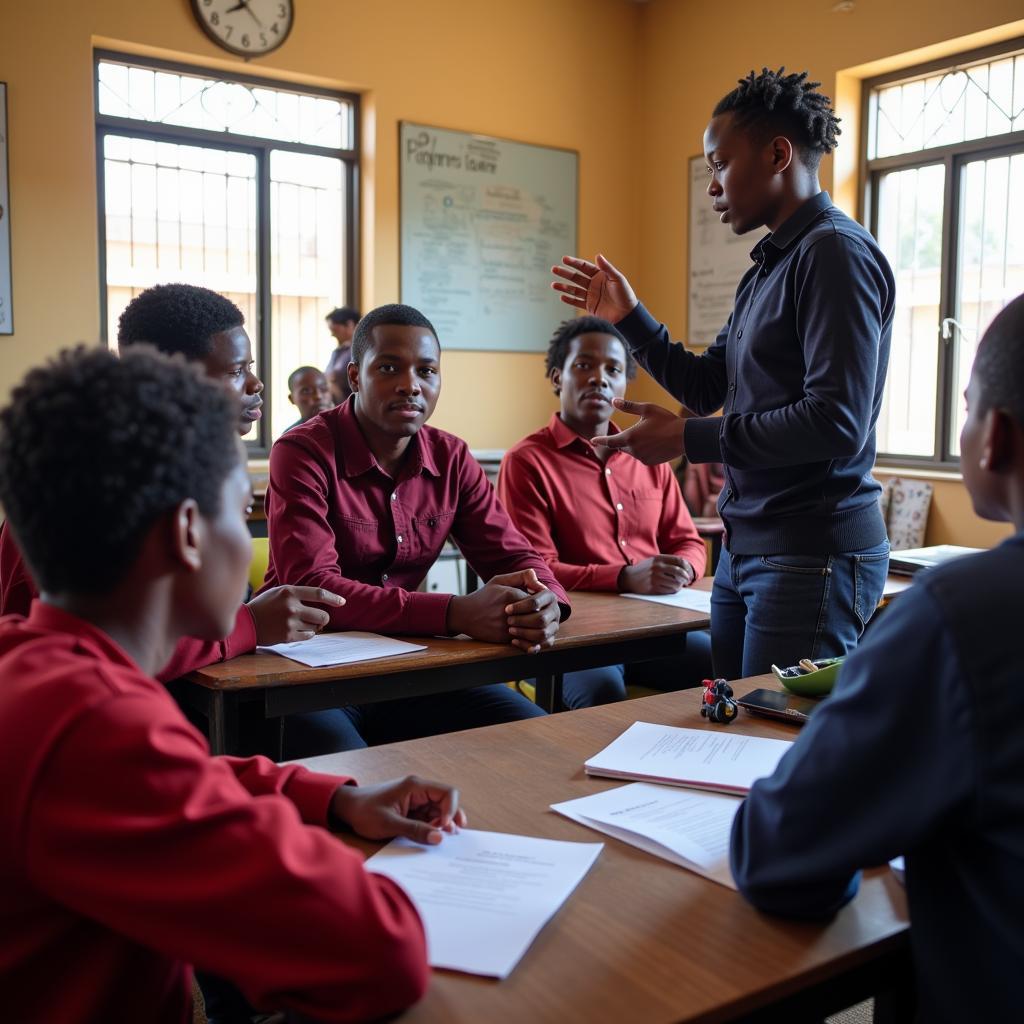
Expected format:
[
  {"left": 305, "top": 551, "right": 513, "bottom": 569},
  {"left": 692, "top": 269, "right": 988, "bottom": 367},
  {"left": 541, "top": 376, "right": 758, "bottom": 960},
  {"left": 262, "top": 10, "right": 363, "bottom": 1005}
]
[
  {"left": 261, "top": 400, "right": 568, "bottom": 635},
  {"left": 0, "top": 602, "right": 428, "bottom": 1024},
  {"left": 0, "top": 522, "right": 256, "bottom": 680},
  {"left": 498, "top": 413, "right": 707, "bottom": 591}
]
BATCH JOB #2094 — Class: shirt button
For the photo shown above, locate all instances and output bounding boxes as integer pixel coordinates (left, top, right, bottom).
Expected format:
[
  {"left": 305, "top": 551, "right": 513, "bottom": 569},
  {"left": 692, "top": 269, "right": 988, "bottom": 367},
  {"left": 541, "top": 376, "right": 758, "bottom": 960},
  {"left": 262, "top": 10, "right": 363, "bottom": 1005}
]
[
  {"left": 390, "top": 492, "right": 397, "bottom": 501},
  {"left": 737, "top": 330, "right": 743, "bottom": 339},
  {"left": 620, "top": 539, "right": 627, "bottom": 547},
  {"left": 382, "top": 573, "right": 389, "bottom": 582},
  {"left": 728, "top": 382, "right": 736, "bottom": 391},
  {"left": 615, "top": 502, "right": 623, "bottom": 511},
  {"left": 397, "top": 535, "right": 403, "bottom": 543},
  {"left": 605, "top": 468, "right": 612, "bottom": 476}
]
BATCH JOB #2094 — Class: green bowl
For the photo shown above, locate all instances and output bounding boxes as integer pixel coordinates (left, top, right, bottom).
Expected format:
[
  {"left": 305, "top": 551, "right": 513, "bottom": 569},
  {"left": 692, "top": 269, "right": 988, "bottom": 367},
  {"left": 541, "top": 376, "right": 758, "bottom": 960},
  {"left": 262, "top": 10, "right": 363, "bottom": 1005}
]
[{"left": 771, "top": 657, "right": 845, "bottom": 697}]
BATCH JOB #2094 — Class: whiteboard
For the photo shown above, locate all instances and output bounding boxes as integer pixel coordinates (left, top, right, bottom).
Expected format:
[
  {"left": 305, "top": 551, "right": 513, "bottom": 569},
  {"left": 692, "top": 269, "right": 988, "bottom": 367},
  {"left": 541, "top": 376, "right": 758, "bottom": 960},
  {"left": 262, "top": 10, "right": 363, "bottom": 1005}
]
[
  {"left": 687, "top": 154, "right": 757, "bottom": 348},
  {"left": 400, "top": 122, "right": 577, "bottom": 351}
]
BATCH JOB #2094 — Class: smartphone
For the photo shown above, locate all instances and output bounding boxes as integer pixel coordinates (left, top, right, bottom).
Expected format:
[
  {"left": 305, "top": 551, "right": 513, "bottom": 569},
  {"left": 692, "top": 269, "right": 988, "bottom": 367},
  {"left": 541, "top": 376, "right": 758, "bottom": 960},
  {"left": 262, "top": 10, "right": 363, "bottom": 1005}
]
[{"left": 736, "top": 688, "right": 821, "bottom": 725}]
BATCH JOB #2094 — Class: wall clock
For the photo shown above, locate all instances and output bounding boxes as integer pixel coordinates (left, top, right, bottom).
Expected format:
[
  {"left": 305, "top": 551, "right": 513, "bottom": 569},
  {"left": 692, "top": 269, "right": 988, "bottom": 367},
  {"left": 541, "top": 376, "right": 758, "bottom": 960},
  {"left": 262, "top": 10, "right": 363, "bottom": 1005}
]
[{"left": 190, "top": 0, "right": 294, "bottom": 58}]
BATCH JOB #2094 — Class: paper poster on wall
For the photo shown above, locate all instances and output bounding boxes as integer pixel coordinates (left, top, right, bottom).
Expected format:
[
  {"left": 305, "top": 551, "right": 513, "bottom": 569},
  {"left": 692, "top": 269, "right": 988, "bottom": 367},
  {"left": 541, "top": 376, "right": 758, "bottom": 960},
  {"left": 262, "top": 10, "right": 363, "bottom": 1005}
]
[
  {"left": 0, "top": 83, "right": 12, "bottom": 335},
  {"left": 687, "top": 153, "right": 756, "bottom": 348},
  {"left": 400, "top": 122, "right": 577, "bottom": 351}
]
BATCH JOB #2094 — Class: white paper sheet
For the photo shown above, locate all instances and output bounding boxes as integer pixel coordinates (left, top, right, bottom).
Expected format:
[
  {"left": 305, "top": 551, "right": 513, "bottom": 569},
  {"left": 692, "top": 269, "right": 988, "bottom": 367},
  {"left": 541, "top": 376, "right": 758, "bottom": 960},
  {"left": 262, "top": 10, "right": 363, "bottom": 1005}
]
[
  {"left": 364, "top": 828, "right": 602, "bottom": 978},
  {"left": 585, "top": 721, "right": 792, "bottom": 795},
  {"left": 257, "top": 631, "right": 426, "bottom": 667},
  {"left": 552, "top": 782, "right": 739, "bottom": 888},
  {"left": 621, "top": 588, "right": 713, "bottom": 613}
]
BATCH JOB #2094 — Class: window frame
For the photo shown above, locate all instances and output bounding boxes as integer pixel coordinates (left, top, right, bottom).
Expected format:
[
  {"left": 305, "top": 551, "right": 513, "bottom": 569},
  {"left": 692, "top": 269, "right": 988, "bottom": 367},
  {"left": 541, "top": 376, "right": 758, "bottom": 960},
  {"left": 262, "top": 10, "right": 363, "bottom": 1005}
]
[
  {"left": 860, "top": 36, "right": 1024, "bottom": 469},
  {"left": 93, "top": 50, "right": 361, "bottom": 457}
]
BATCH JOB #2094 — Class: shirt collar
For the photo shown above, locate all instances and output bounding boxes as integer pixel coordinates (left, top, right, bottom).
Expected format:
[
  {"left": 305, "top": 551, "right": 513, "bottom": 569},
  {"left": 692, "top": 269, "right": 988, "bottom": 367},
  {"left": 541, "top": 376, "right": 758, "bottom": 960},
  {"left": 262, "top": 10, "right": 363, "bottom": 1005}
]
[
  {"left": 547, "top": 412, "right": 621, "bottom": 452},
  {"left": 335, "top": 397, "right": 439, "bottom": 479},
  {"left": 26, "top": 600, "right": 141, "bottom": 671},
  {"left": 751, "top": 191, "right": 833, "bottom": 265}
]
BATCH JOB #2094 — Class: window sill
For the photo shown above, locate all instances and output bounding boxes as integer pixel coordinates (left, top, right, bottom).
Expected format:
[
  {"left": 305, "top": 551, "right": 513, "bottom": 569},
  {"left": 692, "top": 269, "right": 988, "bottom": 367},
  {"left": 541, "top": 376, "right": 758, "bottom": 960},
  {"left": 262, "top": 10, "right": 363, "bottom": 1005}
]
[{"left": 873, "top": 463, "right": 963, "bottom": 483}]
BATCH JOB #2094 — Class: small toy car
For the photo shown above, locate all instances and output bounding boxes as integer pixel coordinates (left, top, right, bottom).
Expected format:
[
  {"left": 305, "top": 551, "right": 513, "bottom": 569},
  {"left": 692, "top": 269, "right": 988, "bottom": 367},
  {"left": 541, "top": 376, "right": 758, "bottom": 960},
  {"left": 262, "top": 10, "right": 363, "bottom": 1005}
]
[{"left": 700, "top": 677, "right": 738, "bottom": 725}]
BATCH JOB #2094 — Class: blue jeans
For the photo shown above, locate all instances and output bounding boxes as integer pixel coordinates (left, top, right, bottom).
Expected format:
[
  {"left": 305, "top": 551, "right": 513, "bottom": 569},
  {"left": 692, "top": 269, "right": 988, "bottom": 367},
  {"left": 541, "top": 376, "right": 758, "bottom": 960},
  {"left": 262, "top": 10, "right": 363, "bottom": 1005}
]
[
  {"left": 560, "top": 630, "right": 713, "bottom": 708},
  {"left": 711, "top": 542, "right": 890, "bottom": 680},
  {"left": 281, "top": 684, "right": 545, "bottom": 758}
]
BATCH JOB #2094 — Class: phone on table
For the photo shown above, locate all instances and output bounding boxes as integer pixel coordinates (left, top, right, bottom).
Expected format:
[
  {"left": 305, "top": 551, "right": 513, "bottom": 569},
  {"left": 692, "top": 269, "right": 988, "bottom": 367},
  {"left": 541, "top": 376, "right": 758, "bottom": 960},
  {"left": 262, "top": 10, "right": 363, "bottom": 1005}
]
[{"left": 736, "top": 688, "right": 821, "bottom": 725}]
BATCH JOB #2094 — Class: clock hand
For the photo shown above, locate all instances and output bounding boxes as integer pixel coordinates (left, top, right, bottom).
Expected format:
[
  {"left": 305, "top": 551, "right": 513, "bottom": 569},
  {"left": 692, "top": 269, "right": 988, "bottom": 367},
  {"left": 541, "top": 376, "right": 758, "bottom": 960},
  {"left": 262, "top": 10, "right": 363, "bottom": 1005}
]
[
  {"left": 224, "top": 1, "right": 247, "bottom": 11},
  {"left": 240, "top": 0, "right": 265, "bottom": 28}
]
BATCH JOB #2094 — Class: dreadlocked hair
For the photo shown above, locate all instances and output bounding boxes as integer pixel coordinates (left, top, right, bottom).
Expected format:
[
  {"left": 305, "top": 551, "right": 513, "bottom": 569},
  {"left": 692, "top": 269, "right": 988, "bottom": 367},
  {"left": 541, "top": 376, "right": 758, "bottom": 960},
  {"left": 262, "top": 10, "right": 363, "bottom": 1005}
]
[{"left": 713, "top": 67, "right": 841, "bottom": 169}]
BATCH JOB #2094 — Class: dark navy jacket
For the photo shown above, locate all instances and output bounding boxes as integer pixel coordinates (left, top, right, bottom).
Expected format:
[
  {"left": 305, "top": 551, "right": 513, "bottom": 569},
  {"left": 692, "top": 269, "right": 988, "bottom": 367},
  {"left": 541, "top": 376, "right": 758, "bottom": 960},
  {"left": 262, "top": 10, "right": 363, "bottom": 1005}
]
[
  {"left": 731, "top": 533, "right": 1024, "bottom": 1022},
  {"left": 618, "top": 192, "right": 894, "bottom": 555}
]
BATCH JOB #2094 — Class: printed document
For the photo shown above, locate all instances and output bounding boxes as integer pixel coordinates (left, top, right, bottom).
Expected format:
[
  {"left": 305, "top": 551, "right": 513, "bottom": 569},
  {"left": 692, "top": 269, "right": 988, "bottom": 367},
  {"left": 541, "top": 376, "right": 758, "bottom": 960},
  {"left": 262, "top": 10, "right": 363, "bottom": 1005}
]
[
  {"left": 365, "top": 828, "right": 602, "bottom": 978},
  {"left": 552, "top": 782, "right": 739, "bottom": 888},
  {"left": 621, "top": 589, "right": 713, "bottom": 613},
  {"left": 258, "top": 631, "right": 426, "bottom": 667},
  {"left": 585, "top": 721, "right": 792, "bottom": 794}
]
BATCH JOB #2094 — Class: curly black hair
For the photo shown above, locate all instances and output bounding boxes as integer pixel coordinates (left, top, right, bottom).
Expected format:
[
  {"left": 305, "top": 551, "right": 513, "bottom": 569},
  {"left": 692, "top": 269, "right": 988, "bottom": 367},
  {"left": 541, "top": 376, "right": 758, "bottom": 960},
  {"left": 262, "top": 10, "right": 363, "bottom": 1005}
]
[
  {"left": 713, "top": 67, "right": 841, "bottom": 169},
  {"left": 973, "top": 293, "right": 1024, "bottom": 426},
  {"left": 326, "top": 306, "right": 361, "bottom": 325},
  {"left": 351, "top": 303, "right": 439, "bottom": 366},
  {"left": 117, "top": 283, "right": 245, "bottom": 360},
  {"left": 0, "top": 346, "right": 241, "bottom": 596},
  {"left": 545, "top": 316, "right": 636, "bottom": 386}
]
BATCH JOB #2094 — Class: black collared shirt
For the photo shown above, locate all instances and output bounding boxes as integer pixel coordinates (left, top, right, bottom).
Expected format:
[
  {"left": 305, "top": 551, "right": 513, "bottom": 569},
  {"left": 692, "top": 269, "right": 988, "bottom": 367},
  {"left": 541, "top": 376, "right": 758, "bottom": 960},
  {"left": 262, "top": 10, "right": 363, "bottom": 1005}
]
[{"left": 619, "top": 192, "right": 895, "bottom": 554}]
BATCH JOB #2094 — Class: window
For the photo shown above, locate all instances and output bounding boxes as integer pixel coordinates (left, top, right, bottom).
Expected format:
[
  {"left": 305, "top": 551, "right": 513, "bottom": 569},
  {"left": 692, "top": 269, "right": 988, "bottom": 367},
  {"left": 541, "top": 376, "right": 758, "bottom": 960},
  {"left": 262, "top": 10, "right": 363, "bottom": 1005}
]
[
  {"left": 863, "top": 40, "right": 1024, "bottom": 465},
  {"left": 95, "top": 53, "right": 359, "bottom": 451}
]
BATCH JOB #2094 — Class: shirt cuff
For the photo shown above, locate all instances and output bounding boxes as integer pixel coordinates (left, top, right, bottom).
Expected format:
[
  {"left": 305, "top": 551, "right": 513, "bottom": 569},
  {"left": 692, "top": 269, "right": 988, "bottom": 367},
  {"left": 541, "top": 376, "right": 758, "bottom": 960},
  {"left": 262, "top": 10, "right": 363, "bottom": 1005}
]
[
  {"left": 591, "top": 564, "right": 626, "bottom": 591},
  {"left": 281, "top": 767, "right": 353, "bottom": 827},
  {"left": 684, "top": 417, "right": 723, "bottom": 464},
  {"left": 226, "top": 603, "right": 259, "bottom": 658},
  {"left": 404, "top": 590, "right": 454, "bottom": 636},
  {"left": 614, "top": 302, "right": 662, "bottom": 350}
]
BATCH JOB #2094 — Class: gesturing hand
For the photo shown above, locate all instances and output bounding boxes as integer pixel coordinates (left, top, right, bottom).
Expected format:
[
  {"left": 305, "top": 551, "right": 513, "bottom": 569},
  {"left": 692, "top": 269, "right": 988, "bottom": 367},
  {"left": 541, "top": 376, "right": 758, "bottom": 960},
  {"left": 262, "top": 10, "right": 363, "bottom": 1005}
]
[
  {"left": 619, "top": 555, "right": 696, "bottom": 595},
  {"left": 330, "top": 776, "right": 467, "bottom": 846},
  {"left": 551, "top": 254, "right": 638, "bottom": 323},
  {"left": 247, "top": 586, "right": 345, "bottom": 644},
  {"left": 591, "top": 398, "right": 686, "bottom": 466}
]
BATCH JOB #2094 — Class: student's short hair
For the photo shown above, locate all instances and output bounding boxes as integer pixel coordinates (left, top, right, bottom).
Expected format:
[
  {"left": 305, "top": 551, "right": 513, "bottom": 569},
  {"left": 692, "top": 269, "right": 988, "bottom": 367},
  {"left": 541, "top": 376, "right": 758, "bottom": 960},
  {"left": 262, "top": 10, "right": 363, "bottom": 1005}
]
[
  {"left": 326, "top": 306, "right": 361, "bottom": 325},
  {"left": 117, "top": 283, "right": 245, "bottom": 361},
  {"left": 544, "top": 316, "right": 637, "bottom": 382},
  {"left": 287, "top": 365, "right": 324, "bottom": 391},
  {"left": 713, "top": 67, "right": 841, "bottom": 170},
  {"left": 351, "top": 304, "right": 439, "bottom": 366},
  {"left": 973, "top": 293, "right": 1024, "bottom": 427},
  {"left": 0, "top": 346, "right": 240, "bottom": 597}
]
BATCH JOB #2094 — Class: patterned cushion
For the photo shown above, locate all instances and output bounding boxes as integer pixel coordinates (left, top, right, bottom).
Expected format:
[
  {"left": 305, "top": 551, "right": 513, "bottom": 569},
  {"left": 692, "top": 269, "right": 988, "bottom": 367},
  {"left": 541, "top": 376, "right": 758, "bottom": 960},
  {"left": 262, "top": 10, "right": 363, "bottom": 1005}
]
[{"left": 878, "top": 477, "right": 933, "bottom": 550}]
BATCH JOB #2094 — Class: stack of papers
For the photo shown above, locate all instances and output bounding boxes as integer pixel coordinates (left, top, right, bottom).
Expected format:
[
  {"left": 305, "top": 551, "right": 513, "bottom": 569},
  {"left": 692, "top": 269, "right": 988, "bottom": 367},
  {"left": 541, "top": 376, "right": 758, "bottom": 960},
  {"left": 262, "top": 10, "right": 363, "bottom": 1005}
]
[
  {"left": 621, "top": 589, "right": 713, "bottom": 613},
  {"left": 365, "top": 829, "right": 602, "bottom": 978},
  {"left": 258, "top": 631, "right": 426, "bottom": 668},
  {"left": 552, "top": 783, "right": 739, "bottom": 888},
  {"left": 584, "top": 721, "right": 792, "bottom": 795}
]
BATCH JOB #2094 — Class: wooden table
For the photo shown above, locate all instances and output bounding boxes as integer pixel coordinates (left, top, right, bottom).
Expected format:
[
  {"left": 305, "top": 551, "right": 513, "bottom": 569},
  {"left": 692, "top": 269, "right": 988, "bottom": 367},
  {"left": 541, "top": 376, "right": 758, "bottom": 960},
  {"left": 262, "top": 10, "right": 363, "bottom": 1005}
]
[
  {"left": 177, "top": 585, "right": 713, "bottom": 756},
  {"left": 296, "top": 677, "right": 911, "bottom": 1023}
]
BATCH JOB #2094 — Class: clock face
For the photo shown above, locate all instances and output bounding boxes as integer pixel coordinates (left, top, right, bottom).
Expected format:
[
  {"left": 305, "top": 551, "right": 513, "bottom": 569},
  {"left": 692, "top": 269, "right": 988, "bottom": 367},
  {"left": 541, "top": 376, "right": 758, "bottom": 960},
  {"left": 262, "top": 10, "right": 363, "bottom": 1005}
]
[{"left": 191, "top": 0, "right": 294, "bottom": 57}]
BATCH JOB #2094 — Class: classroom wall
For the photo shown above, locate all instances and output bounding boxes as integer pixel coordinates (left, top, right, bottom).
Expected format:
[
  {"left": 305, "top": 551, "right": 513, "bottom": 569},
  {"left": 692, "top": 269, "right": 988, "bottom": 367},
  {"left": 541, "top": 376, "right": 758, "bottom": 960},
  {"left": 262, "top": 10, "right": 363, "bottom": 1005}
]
[
  {"left": 0, "top": 0, "right": 641, "bottom": 447},
  {"left": 626, "top": 0, "right": 1023, "bottom": 548}
]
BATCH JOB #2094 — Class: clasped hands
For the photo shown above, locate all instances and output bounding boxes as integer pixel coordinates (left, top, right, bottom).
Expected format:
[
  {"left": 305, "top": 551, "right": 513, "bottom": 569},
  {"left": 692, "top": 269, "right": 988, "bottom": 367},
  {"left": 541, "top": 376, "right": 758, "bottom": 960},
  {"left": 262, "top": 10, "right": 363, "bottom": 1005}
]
[{"left": 447, "top": 568, "right": 560, "bottom": 653}]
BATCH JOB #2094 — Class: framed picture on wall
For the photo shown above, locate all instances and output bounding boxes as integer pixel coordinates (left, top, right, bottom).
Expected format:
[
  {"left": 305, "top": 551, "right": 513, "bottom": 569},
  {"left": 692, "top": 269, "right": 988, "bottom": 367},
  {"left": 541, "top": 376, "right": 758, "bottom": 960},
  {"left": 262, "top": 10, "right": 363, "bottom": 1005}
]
[{"left": 0, "top": 83, "right": 11, "bottom": 335}]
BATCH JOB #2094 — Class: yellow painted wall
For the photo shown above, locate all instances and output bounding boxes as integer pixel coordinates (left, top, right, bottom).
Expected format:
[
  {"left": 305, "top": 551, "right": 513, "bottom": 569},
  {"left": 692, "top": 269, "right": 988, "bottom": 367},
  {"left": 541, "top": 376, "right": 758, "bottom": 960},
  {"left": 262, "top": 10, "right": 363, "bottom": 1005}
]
[{"left": 0, "top": 0, "right": 641, "bottom": 447}]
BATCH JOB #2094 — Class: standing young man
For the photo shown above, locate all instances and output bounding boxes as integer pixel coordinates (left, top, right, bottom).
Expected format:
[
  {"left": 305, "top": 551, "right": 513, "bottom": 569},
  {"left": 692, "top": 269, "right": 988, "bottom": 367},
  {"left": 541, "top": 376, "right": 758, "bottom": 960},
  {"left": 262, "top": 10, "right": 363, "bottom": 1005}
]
[
  {"left": 263, "top": 303, "right": 568, "bottom": 752},
  {"left": 499, "top": 316, "right": 709, "bottom": 706},
  {"left": 553, "top": 69, "right": 895, "bottom": 679},
  {"left": 324, "top": 304, "right": 361, "bottom": 405},
  {"left": 729, "top": 294, "right": 1024, "bottom": 1022}
]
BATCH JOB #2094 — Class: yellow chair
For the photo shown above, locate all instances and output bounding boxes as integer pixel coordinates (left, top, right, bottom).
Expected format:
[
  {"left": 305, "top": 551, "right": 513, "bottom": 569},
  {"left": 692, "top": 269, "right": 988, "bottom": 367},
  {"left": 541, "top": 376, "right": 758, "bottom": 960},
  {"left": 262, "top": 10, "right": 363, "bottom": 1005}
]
[{"left": 248, "top": 536, "right": 270, "bottom": 594}]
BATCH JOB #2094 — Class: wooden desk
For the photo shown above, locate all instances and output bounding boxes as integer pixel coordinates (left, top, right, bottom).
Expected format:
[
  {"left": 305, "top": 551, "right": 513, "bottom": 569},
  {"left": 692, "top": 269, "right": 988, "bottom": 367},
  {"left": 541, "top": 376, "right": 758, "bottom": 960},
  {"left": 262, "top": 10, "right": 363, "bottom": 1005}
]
[
  {"left": 178, "top": 585, "right": 712, "bottom": 756},
  {"left": 296, "top": 678, "right": 910, "bottom": 1023}
]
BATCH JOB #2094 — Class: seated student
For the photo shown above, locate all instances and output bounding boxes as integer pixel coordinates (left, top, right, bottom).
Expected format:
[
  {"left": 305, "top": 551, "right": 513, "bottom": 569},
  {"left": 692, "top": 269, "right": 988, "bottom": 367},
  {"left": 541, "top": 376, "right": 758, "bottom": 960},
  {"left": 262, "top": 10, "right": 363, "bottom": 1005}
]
[
  {"left": 324, "top": 304, "right": 361, "bottom": 405},
  {"left": 498, "top": 316, "right": 709, "bottom": 707},
  {"left": 0, "top": 284, "right": 336, "bottom": 677},
  {"left": 730, "top": 294, "right": 1024, "bottom": 1022},
  {"left": 284, "top": 364, "right": 333, "bottom": 432},
  {"left": 0, "top": 345, "right": 466, "bottom": 1023},
  {"left": 262, "top": 303, "right": 569, "bottom": 752}
]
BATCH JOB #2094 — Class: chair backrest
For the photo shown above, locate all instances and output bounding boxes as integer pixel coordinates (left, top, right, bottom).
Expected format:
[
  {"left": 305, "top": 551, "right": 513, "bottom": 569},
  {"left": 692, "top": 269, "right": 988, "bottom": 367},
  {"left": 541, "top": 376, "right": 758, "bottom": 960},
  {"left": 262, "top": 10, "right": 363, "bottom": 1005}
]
[
  {"left": 879, "top": 476, "right": 933, "bottom": 550},
  {"left": 248, "top": 536, "right": 270, "bottom": 594}
]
